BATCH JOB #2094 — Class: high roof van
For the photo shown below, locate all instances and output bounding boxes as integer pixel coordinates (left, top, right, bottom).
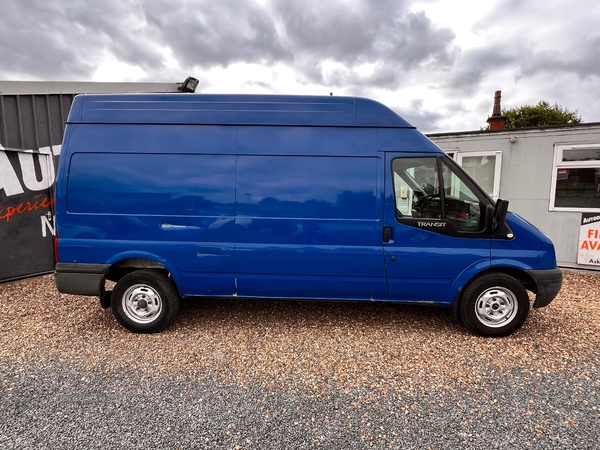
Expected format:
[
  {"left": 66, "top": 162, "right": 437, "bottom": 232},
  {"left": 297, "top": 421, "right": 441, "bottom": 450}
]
[{"left": 54, "top": 94, "right": 562, "bottom": 336}]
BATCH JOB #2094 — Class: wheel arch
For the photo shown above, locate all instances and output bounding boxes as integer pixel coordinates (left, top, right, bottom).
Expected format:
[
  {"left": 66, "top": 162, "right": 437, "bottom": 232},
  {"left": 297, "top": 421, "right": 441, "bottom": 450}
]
[
  {"left": 448, "top": 263, "right": 536, "bottom": 319},
  {"left": 101, "top": 253, "right": 182, "bottom": 308}
]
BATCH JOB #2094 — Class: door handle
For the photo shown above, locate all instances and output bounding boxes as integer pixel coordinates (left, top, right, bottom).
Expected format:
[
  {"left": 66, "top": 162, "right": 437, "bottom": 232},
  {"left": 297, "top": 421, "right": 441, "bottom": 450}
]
[{"left": 383, "top": 227, "right": 392, "bottom": 243}]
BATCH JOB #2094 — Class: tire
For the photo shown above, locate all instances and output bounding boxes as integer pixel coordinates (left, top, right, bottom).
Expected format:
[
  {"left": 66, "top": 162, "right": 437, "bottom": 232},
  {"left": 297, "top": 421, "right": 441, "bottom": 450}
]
[
  {"left": 459, "top": 272, "right": 530, "bottom": 337},
  {"left": 111, "top": 269, "right": 180, "bottom": 333}
]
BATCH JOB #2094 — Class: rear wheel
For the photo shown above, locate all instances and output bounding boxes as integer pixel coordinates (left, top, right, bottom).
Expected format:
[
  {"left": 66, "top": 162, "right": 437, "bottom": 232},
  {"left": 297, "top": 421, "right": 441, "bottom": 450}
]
[
  {"left": 111, "top": 269, "right": 180, "bottom": 333},
  {"left": 459, "top": 272, "right": 530, "bottom": 337}
]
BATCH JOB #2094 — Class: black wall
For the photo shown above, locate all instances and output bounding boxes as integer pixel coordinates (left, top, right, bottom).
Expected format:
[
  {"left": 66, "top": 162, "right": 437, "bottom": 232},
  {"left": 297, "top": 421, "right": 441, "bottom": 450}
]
[{"left": 0, "top": 94, "right": 74, "bottom": 282}]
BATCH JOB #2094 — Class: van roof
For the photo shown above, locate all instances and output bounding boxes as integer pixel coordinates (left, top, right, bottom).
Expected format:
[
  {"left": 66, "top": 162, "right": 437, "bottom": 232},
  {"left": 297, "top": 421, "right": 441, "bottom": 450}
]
[{"left": 67, "top": 93, "right": 414, "bottom": 128}]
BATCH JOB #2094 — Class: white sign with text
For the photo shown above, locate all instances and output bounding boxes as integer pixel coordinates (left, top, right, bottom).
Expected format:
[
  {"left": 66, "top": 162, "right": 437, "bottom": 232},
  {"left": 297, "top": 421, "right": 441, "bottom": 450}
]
[{"left": 578, "top": 213, "right": 600, "bottom": 265}]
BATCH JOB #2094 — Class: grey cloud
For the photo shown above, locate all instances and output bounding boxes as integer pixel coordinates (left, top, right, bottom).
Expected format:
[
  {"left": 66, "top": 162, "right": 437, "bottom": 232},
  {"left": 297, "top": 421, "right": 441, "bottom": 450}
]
[
  {"left": 64, "top": 2, "right": 165, "bottom": 71},
  {"left": 384, "top": 11, "right": 456, "bottom": 68},
  {"left": 272, "top": 0, "right": 456, "bottom": 66},
  {"left": 271, "top": 0, "right": 381, "bottom": 63},
  {"left": 141, "top": 0, "right": 457, "bottom": 90},
  {"left": 0, "top": 0, "right": 168, "bottom": 80},
  {"left": 442, "top": 64, "right": 487, "bottom": 96},
  {"left": 144, "top": 0, "right": 290, "bottom": 69},
  {"left": 318, "top": 64, "right": 399, "bottom": 90},
  {"left": 274, "top": 1, "right": 457, "bottom": 88},
  {"left": 566, "top": 36, "right": 600, "bottom": 80},
  {"left": 242, "top": 80, "right": 276, "bottom": 92},
  {"left": 393, "top": 103, "right": 446, "bottom": 133},
  {"left": 516, "top": 36, "right": 600, "bottom": 81},
  {"left": 441, "top": 44, "right": 523, "bottom": 96},
  {"left": 0, "top": 0, "right": 457, "bottom": 91},
  {"left": 295, "top": 58, "right": 326, "bottom": 85},
  {"left": 472, "top": 0, "right": 600, "bottom": 84},
  {"left": 0, "top": 0, "right": 94, "bottom": 79}
]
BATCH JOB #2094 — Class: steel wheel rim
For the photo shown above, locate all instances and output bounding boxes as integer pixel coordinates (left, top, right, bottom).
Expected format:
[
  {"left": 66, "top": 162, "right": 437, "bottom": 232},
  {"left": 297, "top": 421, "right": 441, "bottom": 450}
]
[
  {"left": 122, "top": 284, "right": 163, "bottom": 324},
  {"left": 474, "top": 286, "right": 518, "bottom": 328}
]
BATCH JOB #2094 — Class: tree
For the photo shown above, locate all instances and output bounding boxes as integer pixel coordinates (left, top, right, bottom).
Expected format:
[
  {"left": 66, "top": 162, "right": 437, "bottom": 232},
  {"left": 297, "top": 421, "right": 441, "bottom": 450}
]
[{"left": 502, "top": 101, "right": 582, "bottom": 128}]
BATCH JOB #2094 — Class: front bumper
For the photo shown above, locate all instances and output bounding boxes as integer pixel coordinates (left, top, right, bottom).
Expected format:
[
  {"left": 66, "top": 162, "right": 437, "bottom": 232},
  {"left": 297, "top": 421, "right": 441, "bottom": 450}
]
[
  {"left": 55, "top": 263, "right": 109, "bottom": 296},
  {"left": 525, "top": 268, "right": 563, "bottom": 308}
]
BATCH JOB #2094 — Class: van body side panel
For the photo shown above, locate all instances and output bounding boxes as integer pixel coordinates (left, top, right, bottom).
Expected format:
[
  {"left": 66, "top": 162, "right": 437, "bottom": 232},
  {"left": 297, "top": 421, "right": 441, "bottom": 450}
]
[
  {"left": 442, "top": 259, "right": 495, "bottom": 305},
  {"left": 377, "top": 128, "right": 442, "bottom": 153},
  {"left": 383, "top": 224, "right": 491, "bottom": 302},
  {"left": 57, "top": 124, "right": 238, "bottom": 296},
  {"left": 491, "top": 213, "right": 558, "bottom": 271},
  {"left": 490, "top": 213, "right": 562, "bottom": 308},
  {"left": 62, "top": 123, "right": 238, "bottom": 155},
  {"left": 237, "top": 126, "right": 378, "bottom": 156},
  {"left": 233, "top": 127, "right": 387, "bottom": 300}
]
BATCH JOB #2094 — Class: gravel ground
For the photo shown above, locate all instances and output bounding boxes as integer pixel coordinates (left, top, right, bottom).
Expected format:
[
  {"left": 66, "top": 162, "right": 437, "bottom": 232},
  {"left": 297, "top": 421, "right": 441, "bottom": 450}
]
[{"left": 0, "top": 273, "right": 599, "bottom": 449}]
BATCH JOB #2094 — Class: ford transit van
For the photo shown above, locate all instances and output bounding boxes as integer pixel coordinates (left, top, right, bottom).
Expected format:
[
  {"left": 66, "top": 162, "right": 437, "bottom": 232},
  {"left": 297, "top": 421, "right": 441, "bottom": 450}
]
[{"left": 54, "top": 94, "right": 562, "bottom": 336}]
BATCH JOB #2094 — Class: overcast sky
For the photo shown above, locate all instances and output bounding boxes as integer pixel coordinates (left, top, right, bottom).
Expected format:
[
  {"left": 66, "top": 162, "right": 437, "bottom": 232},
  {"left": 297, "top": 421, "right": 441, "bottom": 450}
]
[{"left": 1, "top": 0, "right": 599, "bottom": 133}]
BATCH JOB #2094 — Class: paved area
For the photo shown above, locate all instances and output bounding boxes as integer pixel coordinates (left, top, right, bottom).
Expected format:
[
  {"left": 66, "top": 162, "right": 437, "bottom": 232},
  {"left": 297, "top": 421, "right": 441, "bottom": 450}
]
[{"left": 0, "top": 274, "right": 598, "bottom": 449}]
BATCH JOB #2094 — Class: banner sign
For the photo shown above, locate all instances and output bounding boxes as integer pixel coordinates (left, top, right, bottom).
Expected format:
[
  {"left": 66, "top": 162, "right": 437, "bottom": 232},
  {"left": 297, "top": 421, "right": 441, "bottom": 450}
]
[
  {"left": 578, "top": 213, "right": 600, "bottom": 266},
  {"left": 0, "top": 143, "right": 60, "bottom": 282}
]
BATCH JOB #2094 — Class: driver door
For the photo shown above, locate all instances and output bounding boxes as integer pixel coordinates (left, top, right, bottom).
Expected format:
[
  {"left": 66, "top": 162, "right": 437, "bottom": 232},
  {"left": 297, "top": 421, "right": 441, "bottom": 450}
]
[{"left": 382, "top": 153, "right": 492, "bottom": 302}]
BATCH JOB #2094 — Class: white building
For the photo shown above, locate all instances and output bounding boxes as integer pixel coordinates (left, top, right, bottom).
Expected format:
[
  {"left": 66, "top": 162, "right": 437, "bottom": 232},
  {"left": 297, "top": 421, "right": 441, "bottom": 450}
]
[{"left": 429, "top": 121, "right": 600, "bottom": 272}]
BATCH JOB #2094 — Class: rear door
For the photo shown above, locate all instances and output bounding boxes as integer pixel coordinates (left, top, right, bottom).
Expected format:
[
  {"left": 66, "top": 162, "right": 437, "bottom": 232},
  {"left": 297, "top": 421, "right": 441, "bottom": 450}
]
[{"left": 382, "top": 153, "right": 492, "bottom": 303}]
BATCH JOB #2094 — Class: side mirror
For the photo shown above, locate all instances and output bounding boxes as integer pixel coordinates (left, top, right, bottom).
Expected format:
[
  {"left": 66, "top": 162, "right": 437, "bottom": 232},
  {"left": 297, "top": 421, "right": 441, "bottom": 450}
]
[{"left": 492, "top": 199, "right": 509, "bottom": 230}]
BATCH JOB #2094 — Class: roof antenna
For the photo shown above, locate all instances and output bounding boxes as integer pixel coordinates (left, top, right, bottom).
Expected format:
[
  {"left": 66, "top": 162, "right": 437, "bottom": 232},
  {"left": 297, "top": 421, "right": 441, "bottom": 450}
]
[{"left": 330, "top": 92, "right": 333, "bottom": 96}]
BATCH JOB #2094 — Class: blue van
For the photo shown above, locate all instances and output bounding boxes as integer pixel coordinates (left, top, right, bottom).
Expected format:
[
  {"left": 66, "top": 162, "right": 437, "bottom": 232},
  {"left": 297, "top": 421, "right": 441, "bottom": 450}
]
[{"left": 54, "top": 94, "right": 562, "bottom": 336}]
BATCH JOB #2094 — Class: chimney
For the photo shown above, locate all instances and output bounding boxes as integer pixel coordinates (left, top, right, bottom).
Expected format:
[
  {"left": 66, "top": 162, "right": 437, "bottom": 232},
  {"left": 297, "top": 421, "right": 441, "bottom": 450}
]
[{"left": 487, "top": 90, "right": 506, "bottom": 130}]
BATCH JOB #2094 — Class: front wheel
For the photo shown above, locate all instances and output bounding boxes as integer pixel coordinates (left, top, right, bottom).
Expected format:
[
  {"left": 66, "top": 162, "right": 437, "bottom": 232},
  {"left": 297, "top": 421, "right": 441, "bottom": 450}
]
[
  {"left": 459, "top": 272, "right": 530, "bottom": 337},
  {"left": 111, "top": 269, "right": 180, "bottom": 333}
]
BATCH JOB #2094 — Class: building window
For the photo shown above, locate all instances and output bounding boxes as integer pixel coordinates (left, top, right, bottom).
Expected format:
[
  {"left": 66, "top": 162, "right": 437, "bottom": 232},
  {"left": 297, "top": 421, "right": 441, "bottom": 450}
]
[
  {"left": 456, "top": 151, "right": 503, "bottom": 201},
  {"left": 550, "top": 144, "right": 600, "bottom": 211},
  {"left": 444, "top": 149, "right": 458, "bottom": 160}
]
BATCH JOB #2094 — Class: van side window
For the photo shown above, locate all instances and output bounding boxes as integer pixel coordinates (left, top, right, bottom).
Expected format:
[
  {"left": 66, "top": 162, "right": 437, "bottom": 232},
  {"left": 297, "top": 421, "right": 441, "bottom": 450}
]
[
  {"left": 392, "top": 157, "right": 441, "bottom": 219},
  {"left": 392, "top": 157, "right": 485, "bottom": 232}
]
